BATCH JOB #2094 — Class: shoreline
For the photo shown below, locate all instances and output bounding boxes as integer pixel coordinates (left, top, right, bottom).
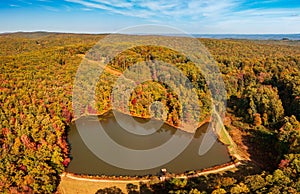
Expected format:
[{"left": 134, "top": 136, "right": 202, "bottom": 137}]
[
  {"left": 71, "top": 109, "right": 241, "bottom": 157},
  {"left": 61, "top": 160, "right": 241, "bottom": 183},
  {"left": 59, "top": 160, "right": 242, "bottom": 194},
  {"left": 65, "top": 109, "right": 244, "bottom": 182},
  {"left": 72, "top": 109, "right": 211, "bottom": 133}
]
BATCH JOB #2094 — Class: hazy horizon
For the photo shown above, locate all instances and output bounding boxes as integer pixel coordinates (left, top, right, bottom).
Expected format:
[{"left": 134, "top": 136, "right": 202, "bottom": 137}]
[
  {"left": 1, "top": 0, "right": 300, "bottom": 34},
  {"left": 1, "top": 30, "right": 299, "bottom": 35}
]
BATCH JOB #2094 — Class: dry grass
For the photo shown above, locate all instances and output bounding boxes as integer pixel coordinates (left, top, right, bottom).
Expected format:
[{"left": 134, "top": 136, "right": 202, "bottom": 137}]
[{"left": 57, "top": 175, "right": 144, "bottom": 194}]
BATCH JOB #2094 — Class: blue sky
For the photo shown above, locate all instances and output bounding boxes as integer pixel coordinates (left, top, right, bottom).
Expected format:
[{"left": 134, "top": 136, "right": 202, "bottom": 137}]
[{"left": 0, "top": 0, "right": 299, "bottom": 34}]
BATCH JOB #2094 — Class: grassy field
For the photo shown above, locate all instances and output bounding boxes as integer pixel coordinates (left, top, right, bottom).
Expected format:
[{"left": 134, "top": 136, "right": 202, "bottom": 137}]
[{"left": 58, "top": 174, "right": 149, "bottom": 194}]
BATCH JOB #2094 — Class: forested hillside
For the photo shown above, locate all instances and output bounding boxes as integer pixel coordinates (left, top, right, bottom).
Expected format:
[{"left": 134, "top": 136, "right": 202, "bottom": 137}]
[
  {"left": 0, "top": 33, "right": 299, "bottom": 193},
  {"left": 146, "top": 39, "right": 300, "bottom": 193}
]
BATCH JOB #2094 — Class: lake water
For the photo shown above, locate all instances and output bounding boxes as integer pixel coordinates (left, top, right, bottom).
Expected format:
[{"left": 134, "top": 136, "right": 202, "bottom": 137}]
[{"left": 67, "top": 112, "right": 230, "bottom": 176}]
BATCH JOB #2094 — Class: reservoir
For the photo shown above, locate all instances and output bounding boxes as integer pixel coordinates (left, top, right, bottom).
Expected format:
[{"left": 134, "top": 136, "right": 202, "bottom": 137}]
[{"left": 67, "top": 111, "right": 231, "bottom": 176}]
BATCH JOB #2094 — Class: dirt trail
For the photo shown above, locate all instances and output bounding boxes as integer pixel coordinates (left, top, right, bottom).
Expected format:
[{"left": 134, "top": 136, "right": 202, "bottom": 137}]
[
  {"left": 82, "top": 56, "right": 122, "bottom": 76},
  {"left": 61, "top": 173, "right": 149, "bottom": 183},
  {"left": 59, "top": 162, "right": 240, "bottom": 194}
]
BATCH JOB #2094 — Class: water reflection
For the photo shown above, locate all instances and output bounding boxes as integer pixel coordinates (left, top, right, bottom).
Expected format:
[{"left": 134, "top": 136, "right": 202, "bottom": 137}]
[{"left": 67, "top": 111, "right": 230, "bottom": 176}]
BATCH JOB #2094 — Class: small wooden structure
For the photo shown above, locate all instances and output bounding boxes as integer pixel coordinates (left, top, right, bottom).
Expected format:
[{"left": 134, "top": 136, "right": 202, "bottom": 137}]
[{"left": 159, "top": 168, "right": 167, "bottom": 181}]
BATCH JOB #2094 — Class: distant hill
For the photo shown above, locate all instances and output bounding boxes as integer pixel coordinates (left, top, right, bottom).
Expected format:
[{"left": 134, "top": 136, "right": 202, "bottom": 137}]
[
  {"left": 1, "top": 31, "right": 299, "bottom": 40},
  {"left": 192, "top": 33, "right": 300, "bottom": 40},
  {"left": 0, "top": 31, "right": 110, "bottom": 39}
]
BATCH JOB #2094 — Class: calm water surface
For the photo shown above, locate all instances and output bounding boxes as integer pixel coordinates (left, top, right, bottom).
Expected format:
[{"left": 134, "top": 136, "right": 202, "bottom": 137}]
[{"left": 67, "top": 112, "right": 230, "bottom": 176}]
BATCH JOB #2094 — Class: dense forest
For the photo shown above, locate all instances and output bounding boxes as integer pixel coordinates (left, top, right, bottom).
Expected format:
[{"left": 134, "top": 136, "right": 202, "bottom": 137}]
[{"left": 0, "top": 32, "right": 299, "bottom": 193}]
